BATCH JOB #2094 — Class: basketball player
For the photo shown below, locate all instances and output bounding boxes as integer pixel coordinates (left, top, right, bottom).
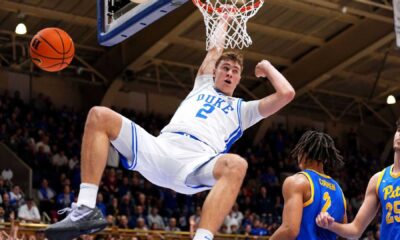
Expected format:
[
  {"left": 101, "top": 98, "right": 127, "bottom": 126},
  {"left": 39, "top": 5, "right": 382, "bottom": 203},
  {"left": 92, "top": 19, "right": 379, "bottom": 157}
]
[
  {"left": 270, "top": 130, "right": 347, "bottom": 240},
  {"left": 45, "top": 14, "right": 295, "bottom": 240},
  {"left": 316, "top": 118, "right": 400, "bottom": 239}
]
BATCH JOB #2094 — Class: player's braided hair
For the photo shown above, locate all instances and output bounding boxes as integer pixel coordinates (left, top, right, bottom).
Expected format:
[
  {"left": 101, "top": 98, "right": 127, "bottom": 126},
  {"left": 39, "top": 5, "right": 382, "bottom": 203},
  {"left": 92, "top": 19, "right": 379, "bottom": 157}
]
[
  {"left": 397, "top": 117, "right": 400, "bottom": 129},
  {"left": 291, "top": 130, "right": 344, "bottom": 172}
]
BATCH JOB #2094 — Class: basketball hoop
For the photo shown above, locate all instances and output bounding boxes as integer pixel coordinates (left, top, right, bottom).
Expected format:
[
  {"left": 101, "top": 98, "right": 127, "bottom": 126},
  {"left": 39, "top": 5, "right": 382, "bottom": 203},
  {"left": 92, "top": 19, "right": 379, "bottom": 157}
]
[{"left": 193, "top": 0, "right": 264, "bottom": 50}]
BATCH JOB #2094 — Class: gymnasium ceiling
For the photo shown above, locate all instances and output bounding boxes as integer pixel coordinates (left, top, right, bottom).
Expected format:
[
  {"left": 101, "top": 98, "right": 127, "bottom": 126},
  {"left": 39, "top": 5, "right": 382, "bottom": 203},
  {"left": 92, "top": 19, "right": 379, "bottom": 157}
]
[{"left": 0, "top": 0, "right": 399, "bottom": 131}]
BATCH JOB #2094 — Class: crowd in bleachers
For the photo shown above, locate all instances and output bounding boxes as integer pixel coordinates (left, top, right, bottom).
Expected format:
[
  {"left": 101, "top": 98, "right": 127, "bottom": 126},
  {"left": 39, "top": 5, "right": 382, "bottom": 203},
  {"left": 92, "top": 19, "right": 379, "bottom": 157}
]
[{"left": 0, "top": 90, "right": 385, "bottom": 239}]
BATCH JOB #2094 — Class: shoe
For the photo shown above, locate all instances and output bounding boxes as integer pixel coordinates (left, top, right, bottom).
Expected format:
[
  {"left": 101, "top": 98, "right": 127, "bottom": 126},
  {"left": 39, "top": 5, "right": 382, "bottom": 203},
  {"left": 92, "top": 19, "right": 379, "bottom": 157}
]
[{"left": 44, "top": 203, "right": 108, "bottom": 240}]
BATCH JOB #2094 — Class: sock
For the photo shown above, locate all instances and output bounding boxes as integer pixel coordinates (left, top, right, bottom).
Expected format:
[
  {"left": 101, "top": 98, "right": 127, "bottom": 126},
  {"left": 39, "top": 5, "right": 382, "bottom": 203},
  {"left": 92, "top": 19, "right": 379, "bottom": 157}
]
[
  {"left": 193, "top": 228, "right": 214, "bottom": 240},
  {"left": 76, "top": 183, "right": 98, "bottom": 208}
]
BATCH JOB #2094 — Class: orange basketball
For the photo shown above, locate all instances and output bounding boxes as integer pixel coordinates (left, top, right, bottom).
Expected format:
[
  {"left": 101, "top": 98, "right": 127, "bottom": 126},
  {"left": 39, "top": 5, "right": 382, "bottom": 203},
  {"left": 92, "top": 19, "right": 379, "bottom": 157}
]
[{"left": 30, "top": 28, "right": 75, "bottom": 72}]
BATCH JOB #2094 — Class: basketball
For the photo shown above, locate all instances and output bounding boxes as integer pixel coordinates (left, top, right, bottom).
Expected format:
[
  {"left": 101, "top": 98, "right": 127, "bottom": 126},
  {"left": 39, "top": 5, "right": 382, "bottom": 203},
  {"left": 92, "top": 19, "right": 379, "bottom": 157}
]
[{"left": 29, "top": 28, "right": 75, "bottom": 72}]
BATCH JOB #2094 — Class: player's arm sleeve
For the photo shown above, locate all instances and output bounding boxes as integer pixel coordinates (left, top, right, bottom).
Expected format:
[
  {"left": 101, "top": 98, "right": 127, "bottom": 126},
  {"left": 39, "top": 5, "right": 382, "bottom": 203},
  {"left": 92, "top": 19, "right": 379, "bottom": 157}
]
[
  {"left": 193, "top": 74, "right": 214, "bottom": 91},
  {"left": 240, "top": 100, "right": 264, "bottom": 130}
]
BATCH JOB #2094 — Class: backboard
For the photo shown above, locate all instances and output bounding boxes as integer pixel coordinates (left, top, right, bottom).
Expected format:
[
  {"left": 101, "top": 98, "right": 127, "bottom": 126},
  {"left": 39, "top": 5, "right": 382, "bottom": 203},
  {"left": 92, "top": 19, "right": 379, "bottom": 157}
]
[{"left": 97, "top": 0, "right": 188, "bottom": 46}]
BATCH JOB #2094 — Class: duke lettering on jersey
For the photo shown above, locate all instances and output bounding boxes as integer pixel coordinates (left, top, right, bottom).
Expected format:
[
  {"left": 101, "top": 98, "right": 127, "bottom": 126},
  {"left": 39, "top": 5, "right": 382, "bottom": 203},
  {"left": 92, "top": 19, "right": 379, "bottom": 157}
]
[
  {"left": 162, "top": 76, "right": 264, "bottom": 154},
  {"left": 196, "top": 94, "right": 234, "bottom": 114}
]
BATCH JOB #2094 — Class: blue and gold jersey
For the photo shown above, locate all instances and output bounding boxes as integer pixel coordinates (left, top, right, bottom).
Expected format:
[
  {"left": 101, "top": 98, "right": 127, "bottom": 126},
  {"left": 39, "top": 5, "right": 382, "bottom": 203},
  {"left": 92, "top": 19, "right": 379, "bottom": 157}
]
[
  {"left": 297, "top": 169, "right": 346, "bottom": 240},
  {"left": 377, "top": 165, "right": 400, "bottom": 240}
]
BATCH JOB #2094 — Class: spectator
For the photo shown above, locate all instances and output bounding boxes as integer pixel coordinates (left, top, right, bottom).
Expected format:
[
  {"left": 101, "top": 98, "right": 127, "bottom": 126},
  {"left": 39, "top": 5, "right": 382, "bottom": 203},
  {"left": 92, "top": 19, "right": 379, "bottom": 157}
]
[
  {"left": 165, "top": 217, "right": 181, "bottom": 231},
  {"left": 147, "top": 207, "right": 165, "bottom": 230},
  {"left": 118, "top": 215, "right": 130, "bottom": 229},
  {"left": 18, "top": 197, "right": 41, "bottom": 223},
  {"left": 9, "top": 185, "right": 23, "bottom": 207},
  {"left": 0, "top": 206, "right": 5, "bottom": 223},
  {"left": 52, "top": 150, "right": 68, "bottom": 169},
  {"left": 230, "top": 220, "right": 240, "bottom": 234},
  {"left": 225, "top": 217, "right": 239, "bottom": 234},
  {"left": 56, "top": 185, "right": 74, "bottom": 210},
  {"left": 1, "top": 192, "right": 16, "bottom": 222},
  {"left": 96, "top": 193, "right": 107, "bottom": 217},
  {"left": 255, "top": 186, "right": 274, "bottom": 216},
  {"left": 68, "top": 155, "right": 79, "bottom": 171},
  {"left": 37, "top": 179, "right": 56, "bottom": 216},
  {"left": 229, "top": 203, "right": 244, "bottom": 226},
  {"left": 106, "top": 197, "right": 119, "bottom": 217},
  {"left": 189, "top": 206, "right": 202, "bottom": 235},
  {"left": 119, "top": 194, "right": 134, "bottom": 217},
  {"left": 129, "top": 205, "right": 147, "bottom": 229},
  {"left": 135, "top": 217, "right": 148, "bottom": 231},
  {"left": 0, "top": 176, "right": 6, "bottom": 195},
  {"left": 35, "top": 135, "right": 51, "bottom": 154},
  {"left": 118, "top": 176, "right": 131, "bottom": 198},
  {"left": 103, "top": 168, "right": 118, "bottom": 194},
  {"left": 250, "top": 219, "right": 268, "bottom": 236},
  {"left": 106, "top": 214, "right": 116, "bottom": 227},
  {"left": 219, "top": 224, "right": 229, "bottom": 234}
]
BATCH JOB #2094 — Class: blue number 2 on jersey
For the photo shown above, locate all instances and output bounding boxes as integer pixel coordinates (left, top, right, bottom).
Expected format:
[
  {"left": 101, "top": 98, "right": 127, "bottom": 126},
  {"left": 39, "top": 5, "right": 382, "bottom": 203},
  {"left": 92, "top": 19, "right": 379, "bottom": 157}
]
[{"left": 196, "top": 103, "right": 215, "bottom": 119}]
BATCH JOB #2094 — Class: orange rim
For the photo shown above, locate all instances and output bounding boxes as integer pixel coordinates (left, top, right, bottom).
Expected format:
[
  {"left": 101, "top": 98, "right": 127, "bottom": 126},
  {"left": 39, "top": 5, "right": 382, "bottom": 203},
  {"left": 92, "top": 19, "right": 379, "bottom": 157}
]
[{"left": 192, "top": 0, "right": 263, "bottom": 13}]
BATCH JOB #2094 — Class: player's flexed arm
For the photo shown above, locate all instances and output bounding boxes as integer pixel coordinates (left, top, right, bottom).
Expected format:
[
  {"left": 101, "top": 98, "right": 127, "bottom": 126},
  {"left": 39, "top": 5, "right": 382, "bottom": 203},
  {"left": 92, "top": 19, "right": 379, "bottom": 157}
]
[
  {"left": 254, "top": 60, "right": 295, "bottom": 118},
  {"left": 316, "top": 173, "right": 381, "bottom": 239}
]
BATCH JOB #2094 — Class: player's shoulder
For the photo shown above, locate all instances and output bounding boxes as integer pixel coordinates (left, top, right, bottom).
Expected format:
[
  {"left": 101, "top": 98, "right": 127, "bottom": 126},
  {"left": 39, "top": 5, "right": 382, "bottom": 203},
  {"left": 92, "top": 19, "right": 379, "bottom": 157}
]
[
  {"left": 283, "top": 173, "right": 310, "bottom": 191},
  {"left": 372, "top": 171, "right": 383, "bottom": 180},
  {"left": 370, "top": 168, "right": 388, "bottom": 184},
  {"left": 367, "top": 170, "right": 387, "bottom": 193}
]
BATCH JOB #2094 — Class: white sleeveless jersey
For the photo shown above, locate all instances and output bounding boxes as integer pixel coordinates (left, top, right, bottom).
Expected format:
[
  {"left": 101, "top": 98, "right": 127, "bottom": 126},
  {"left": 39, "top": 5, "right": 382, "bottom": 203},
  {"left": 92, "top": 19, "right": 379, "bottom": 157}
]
[{"left": 161, "top": 75, "right": 264, "bottom": 154}]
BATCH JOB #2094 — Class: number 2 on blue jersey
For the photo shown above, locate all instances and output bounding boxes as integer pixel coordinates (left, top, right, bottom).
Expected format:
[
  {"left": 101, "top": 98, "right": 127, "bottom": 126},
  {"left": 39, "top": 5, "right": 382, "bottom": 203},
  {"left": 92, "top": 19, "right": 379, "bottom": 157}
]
[
  {"left": 196, "top": 103, "right": 215, "bottom": 119},
  {"left": 322, "top": 192, "right": 332, "bottom": 212}
]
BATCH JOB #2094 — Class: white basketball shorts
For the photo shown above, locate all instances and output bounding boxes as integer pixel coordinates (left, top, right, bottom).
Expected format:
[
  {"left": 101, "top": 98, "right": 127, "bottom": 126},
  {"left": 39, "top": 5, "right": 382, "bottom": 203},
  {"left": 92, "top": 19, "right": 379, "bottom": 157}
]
[{"left": 110, "top": 116, "right": 221, "bottom": 195}]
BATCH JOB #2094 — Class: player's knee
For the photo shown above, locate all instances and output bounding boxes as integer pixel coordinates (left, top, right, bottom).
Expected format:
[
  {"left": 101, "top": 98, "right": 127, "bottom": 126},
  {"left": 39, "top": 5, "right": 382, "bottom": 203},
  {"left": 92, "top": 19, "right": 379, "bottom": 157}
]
[
  {"left": 86, "top": 106, "right": 110, "bottom": 129},
  {"left": 224, "top": 155, "right": 248, "bottom": 179}
]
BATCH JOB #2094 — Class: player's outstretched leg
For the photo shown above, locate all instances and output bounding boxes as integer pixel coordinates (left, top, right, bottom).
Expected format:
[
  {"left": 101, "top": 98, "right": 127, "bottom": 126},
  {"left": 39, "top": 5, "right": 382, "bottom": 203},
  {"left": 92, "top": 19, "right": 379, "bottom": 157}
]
[{"left": 45, "top": 107, "right": 122, "bottom": 240}]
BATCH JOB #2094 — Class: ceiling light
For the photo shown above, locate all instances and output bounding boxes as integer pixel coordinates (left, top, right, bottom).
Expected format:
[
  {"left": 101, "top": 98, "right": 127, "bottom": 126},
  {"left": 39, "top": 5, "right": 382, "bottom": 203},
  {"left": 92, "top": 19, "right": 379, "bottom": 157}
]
[
  {"left": 15, "top": 23, "right": 27, "bottom": 35},
  {"left": 387, "top": 95, "right": 396, "bottom": 105}
]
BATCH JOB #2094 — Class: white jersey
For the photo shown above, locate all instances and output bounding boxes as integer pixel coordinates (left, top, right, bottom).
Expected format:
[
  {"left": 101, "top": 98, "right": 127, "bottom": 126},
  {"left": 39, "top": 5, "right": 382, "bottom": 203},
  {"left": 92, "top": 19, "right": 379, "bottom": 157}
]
[{"left": 161, "top": 75, "right": 264, "bottom": 154}]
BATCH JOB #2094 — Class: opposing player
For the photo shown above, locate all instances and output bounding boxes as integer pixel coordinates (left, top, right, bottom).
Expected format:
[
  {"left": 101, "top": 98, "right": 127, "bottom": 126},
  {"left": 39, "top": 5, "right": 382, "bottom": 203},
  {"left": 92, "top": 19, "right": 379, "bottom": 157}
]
[
  {"left": 270, "top": 131, "right": 347, "bottom": 240},
  {"left": 45, "top": 13, "right": 295, "bottom": 240},
  {"left": 316, "top": 118, "right": 400, "bottom": 239}
]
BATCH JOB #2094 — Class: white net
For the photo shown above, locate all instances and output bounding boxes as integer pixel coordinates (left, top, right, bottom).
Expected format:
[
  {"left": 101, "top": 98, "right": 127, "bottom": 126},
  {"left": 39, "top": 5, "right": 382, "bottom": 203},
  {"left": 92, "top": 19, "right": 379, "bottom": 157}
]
[{"left": 193, "top": 0, "right": 264, "bottom": 50}]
